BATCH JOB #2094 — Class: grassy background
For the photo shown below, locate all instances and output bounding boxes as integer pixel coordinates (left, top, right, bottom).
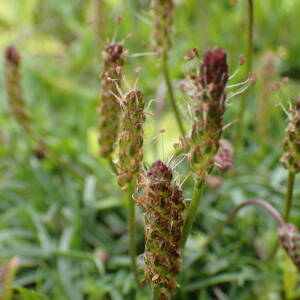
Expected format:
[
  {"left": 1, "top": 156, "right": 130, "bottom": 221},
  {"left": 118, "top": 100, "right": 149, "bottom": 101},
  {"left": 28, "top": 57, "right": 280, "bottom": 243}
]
[{"left": 1, "top": 0, "right": 300, "bottom": 299}]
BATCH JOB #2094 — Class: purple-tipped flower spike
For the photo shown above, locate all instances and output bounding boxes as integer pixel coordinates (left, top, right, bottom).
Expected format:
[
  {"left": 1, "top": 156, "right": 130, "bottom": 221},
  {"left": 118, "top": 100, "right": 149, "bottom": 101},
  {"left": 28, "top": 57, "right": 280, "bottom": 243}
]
[
  {"left": 137, "top": 161, "right": 185, "bottom": 299},
  {"left": 214, "top": 138, "right": 234, "bottom": 172},
  {"left": 98, "top": 43, "right": 125, "bottom": 158},
  {"left": 198, "top": 48, "right": 229, "bottom": 99},
  {"left": 278, "top": 223, "right": 300, "bottom": 270},
  {"left": 183, "top": 47, "right": 229, "bottom": 181},
  {"left": 151, "top": 0, "right": 175, "bottom": 56},
  {"left": 4, "top": 46, "right": 31, "bottom": 132},
  {"left": 281, "top": 97, "right": 300, "bottom": 173},
  {"left": 115, "top": 90, "right": 145, "bottom": 189}
]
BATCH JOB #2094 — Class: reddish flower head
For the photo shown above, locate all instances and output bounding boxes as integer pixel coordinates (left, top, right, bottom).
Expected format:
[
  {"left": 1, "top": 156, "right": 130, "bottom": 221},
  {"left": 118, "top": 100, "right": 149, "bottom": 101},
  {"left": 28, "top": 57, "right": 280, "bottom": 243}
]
[
  {"left": 199, "top": 47, "right": 228, "bottom": 99},
  {"left": 147, "top": 160, "right": 173, "bottom": 183},
  {"left": 105, "top": 43, "right": 124, "bottom": 63},
  {"left": 5, "top": 46, "right": 20, "bottom": 66}
]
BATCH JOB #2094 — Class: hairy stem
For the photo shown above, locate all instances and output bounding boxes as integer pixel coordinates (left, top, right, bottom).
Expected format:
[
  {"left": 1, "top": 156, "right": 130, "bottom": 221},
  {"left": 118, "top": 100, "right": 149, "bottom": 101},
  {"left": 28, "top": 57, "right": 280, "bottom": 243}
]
[
  {"left": 180, "top": 180, "right": 204, "bottom": 249},
  {"left": 162, "top": 53, "right": 185, "bottom": 136},
  {"left": 206, "top": 199, "right": 284, "bottom": 246},
  {"left": 283, "top": 171, "right": 296, "bottom": 222},
  {"left": 128, "top": 182, "right": 139, "bottom": 283},
  {"left": 235, "top": 0, "right": 254, "bottom": 147}
]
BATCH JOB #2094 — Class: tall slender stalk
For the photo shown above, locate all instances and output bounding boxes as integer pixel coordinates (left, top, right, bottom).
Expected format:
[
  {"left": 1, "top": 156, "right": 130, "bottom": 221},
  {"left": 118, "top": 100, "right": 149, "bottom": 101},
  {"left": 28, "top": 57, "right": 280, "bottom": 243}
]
[
  {"left": 93, "top": 0, "right": 106, "bottom": 40},
  {"left": 180, "top": 180, "right": 204, "bottom": 249},
  {"left": 283, "top": 171, "right": 295, "bottom": 222},
  {"left": 267, "top": 171, "right": 296, "bottom": 259},
  {"left": 235, "top": 0, "right": 254, "bottom": 147},
  {"left": 162, "top": 54, "right": 185, "bottom": 136},
  {"left": 152, "top": 288, "right": 160, "bottom": 300},
  {"left": 128, "top": 182, "right": 138, "bottom": 283},
  {"left": 114, "top": 90, "right": 145, "bottom": 283},
  {"left": 131, "top": 0, "right": 140, "bottom": 11}
]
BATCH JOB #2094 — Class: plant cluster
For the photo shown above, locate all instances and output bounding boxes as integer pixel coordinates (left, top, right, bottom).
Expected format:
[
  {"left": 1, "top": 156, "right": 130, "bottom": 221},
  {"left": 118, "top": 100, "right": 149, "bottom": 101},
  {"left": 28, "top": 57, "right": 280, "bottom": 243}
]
[{"left": 2, "top": 1, "right": 300, "bottom": 300}]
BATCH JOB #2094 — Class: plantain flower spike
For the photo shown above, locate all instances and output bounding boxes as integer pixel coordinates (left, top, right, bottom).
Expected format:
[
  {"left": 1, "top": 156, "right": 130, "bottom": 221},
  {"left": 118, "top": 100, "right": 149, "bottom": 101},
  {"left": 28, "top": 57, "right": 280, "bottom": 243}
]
[
  {"left": 281, "top": 97, "right": 300, "bottom": 173},
  {"left": 278, "top": 223, "right": 300, "bottom": 270},
  {"left": 184, "top": 47, "right": 229, "bottom": 181},
  {"left": 151, "top": 0, "right": 175, "bottom": 56},
  {"left": 115, "top": 90, "right": 145, "bottom": 189},
  {"left": 137, "top": 160, "right": 185, "bottom": 299},
  {"left": 98, "top": 42, "right": 125, "bottom": 158},
  {"left": 5, "top": 46, "right": 31, "bottom": 132}
]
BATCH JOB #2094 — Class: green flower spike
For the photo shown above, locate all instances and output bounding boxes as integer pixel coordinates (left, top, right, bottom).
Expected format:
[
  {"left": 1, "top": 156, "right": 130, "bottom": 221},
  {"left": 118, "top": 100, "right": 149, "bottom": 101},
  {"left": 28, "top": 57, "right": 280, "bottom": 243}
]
[
  {"left": 115, "top": 90, "right": 145, "bottom": 189},
  {"left": 98, "top": 42, "right": 125, "bottom": 158},
  {"left": 138, "top": 160, "right": 185, "bottom": 299}
]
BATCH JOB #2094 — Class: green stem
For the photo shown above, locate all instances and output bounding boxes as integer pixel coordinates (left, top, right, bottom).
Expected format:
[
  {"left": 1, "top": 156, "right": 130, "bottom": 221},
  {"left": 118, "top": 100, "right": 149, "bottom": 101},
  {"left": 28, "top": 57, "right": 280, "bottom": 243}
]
[
  {"left": 128, "top": 182, "right": 139, "bottom": 283},
  {"left": 246, "top": 0, "right": 254, "bottom": 75},
  {"left": 180, "top": 180, "right": 204, "bottom": 249},
  {"left": 283, "top": 171, "right": 296, "bottom": 222},
  {"left": 267, "top": 172, "right": 295, "bottom": 260},
  {"left": 205, "top": 199, "right": 284, "bottom": 246},
  {"left": 131, "top": 0, "right": 140, "bottom": 11},
  {"left": 235, "top": 0, "right": 254, "bottom": 147},
  {"left": 152, "top": 288, "right": 160, "bottom": 300},
  {"left": 162, "top": 53, "right": 186, "bottom": 137},
  {"left": 94, "top": 0, "right": 106, "bottom": 40}
]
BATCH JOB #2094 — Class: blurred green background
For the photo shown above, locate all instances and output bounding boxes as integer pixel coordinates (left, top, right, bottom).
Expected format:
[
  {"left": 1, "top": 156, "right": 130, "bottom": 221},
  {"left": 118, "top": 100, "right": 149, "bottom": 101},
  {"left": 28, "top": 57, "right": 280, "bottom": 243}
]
[{"left": 1, "top": 0, "right": 300, "bottom": 299}]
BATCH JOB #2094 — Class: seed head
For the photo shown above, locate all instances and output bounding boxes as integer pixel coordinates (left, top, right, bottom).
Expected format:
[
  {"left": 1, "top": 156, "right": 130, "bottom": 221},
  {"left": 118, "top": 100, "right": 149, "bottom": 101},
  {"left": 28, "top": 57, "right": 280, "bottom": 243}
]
[
  {"left": 278, "top": 223, "right": 300, "bottom": 270},
  {"left": 281, "top": 97, "right": 300, "bottom": 173},
  {"left": 4, "top": 46, "right": 31, "bottom": 132},
  {"left": 115, "top": 90, "right": 145, "bottom": 188},
  {"left": 151, "top": 0, "right": 175, "bottom": 56},
  {"left": 182, "top": 47, "right": 229, "bottom": 180},
  {"left": 137, "top": 161, "right": 185, "bottom": 299},
  {"left": 98, "top": 43, "right": 125, "bottom": 158}
]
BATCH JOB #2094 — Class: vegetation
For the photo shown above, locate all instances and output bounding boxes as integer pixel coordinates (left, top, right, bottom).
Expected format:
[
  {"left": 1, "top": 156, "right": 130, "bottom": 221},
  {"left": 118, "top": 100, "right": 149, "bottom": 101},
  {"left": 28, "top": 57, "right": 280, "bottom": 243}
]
[{"left": 1, "top": 0, "right": 300, "bottom": 299}]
